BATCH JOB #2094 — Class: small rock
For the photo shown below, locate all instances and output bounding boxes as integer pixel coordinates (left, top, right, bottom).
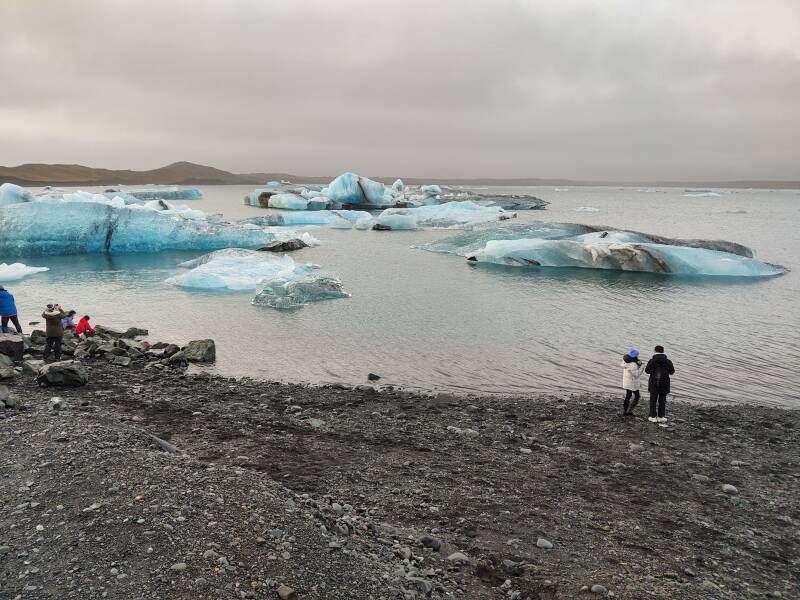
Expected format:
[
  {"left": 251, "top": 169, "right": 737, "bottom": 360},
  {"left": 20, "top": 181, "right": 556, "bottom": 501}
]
[
  {"left": 536, "top": 538, "right": 553, "bottom": 549},
  {"left": 276, "top": 584, "right": 295, "bottom": 599},
  {"left": 48, "top": 397, "right": 64, "bottom": 411},
  {"left": 170, "top": 562, "right": 188, "bottom": 572},
  {"left": 367, "top": 373, "right": 381, "bottom": 381},
  {"left": 691, "top": 474, "right": 710, "bottom": 482},
  {"left": 446, "top": 552, "right": 471, "bottom": 565},
  {"left": 420, "top": 535, "right": 441, "bottom": 551},
  {"left": 721, "top": 484, "right": 739, "bottom": 495},
  {"left": 519, "top": 447, "right": 532, "bottom": 454},
  {"left": 590, "top": 584, "right": 608, "bottom": 595}
]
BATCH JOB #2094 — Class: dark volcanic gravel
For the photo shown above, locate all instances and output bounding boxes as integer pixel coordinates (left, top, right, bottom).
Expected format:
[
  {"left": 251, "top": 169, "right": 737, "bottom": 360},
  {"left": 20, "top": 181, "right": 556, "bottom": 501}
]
[{"left": 1, "top": 361, "right": 798, "bottom": 599}]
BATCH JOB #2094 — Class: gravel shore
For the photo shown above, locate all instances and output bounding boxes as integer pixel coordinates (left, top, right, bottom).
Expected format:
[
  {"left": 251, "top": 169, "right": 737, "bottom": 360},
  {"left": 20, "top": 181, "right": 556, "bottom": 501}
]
[{"left": 1, "top": 358, "right": 798, "bottom": 599}]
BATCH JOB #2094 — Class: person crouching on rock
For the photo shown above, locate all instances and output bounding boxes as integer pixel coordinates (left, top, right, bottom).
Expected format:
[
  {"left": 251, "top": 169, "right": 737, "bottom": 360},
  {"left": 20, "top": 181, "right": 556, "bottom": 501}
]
[
  {"left": 621, "top": 347, "right": 642, "bottom": 416},
  {"left": 0, "top": 285, "right": 23, "bottom": 335},
  {"left": 42, "top": 303, "right": 66, "bottom": 361},
  {"left": 75, "top": 315, "right": 96, "bottom": 337},
  {"left": 62, "top": 309, "right": 77, "bottom": 332},
  {"left": 645, "top": 345, "right": 675, "bottom": 424}
]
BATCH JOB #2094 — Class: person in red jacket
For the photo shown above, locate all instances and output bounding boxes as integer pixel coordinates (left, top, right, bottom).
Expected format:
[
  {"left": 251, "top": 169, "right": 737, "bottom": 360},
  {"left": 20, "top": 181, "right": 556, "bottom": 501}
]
[{"left": 75, "top": 315, "right": 96, "bottom": 337}]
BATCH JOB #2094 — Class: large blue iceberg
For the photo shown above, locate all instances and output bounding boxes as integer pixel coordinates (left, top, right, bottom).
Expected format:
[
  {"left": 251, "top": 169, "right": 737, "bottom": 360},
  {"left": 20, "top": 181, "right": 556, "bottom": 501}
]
[
  {"left": 167, "top": 249, "right": 348, "bottom": 309},
  {"left": 0, "top": 183, "right": 34, "bottom": 205},
  {"left": 422, "top": 223, "right": 784, "bottom": 277},
  {"left": 0, "top": 189, "right": 275, "bottom": 256}
]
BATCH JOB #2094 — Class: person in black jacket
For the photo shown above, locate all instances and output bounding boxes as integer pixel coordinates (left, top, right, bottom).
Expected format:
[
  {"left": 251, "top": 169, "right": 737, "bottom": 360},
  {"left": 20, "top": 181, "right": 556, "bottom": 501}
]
[{"left": 645, "top": 345, "right": 675, "bottom": 423}]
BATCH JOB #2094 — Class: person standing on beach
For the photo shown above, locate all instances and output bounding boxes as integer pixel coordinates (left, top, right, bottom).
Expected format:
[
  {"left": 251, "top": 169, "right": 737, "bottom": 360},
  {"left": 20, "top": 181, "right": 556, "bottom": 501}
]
[
  {"left": 0, "top": 286, "right": 23, "bottom": 334},
  {"left": 621, "top": 348, "right": 643, "bottom": 416},
  {"left": 645, "top": 345, "right": 675, "bottom": 423},
  {"left": 42, "top": 303, "right": 66, "bottom": 361}
]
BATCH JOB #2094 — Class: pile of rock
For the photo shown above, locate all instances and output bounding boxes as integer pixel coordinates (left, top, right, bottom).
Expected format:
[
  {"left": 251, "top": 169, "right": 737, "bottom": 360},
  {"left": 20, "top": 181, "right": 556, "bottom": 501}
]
[{"left": 1, "top": 326, "right": 217, "bottom": 396}]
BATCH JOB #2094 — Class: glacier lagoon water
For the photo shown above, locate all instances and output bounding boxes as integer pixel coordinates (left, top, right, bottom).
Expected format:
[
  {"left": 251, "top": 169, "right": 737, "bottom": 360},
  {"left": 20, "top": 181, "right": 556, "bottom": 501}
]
[{"left": 3, "top": 184, "right": 799, "bottom": 406}]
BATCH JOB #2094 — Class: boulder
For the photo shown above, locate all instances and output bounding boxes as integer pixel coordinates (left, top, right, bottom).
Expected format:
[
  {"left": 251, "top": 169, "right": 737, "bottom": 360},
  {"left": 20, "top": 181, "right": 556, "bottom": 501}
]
[
  {"left": 22, "top": 360, "right": 43, "bottom": 375},
  {"left": 121, "top": 327, "right": 149, "bottom": 339},
  {"left": 166, "top": 351, "right": 188, "bottom": 366},
  {"left": 0, "top": 354, "right": 13, "bottom": 369},
  {"left": 110, "top": 355, "right": 132, "bottom": 367},
  {"left": 182, "top": 339, "right": 216, "bottom": 363},
  {"left": 36, "top": 361, "right": 88, "bottom": 387},
  {"left": 0, "top": 366, "right": 16, "bottom": 380},
  {"left": 257, "top": 239, "right": 308, "bottom": 252},
  {"left": 94, "top": 325, "right": 125, "bottom": 338},
  {"left": 28, "top": 330, "right": 47, "bottom": 345},
  {"left": 372, "top": 223, "right": 392, "bottom": 231},
  {"left": 1, "top": 385, "right": 19, "bottom": 409},
  {"left": 0, "top": 333, "right": 24, "bottom": 361}
]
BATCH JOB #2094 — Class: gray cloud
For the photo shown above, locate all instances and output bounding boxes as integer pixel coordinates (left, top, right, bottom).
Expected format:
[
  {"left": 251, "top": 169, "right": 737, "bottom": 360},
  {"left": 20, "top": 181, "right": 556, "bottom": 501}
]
[{"left": 1, "top": 0, "right": 798, "bottom": 179}]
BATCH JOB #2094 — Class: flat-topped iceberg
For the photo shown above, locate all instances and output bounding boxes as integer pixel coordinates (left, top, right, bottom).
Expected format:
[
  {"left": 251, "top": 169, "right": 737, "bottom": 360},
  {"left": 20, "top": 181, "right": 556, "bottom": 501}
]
[
  {"left": 372, "top": 201, "right": 514, "bottom": 230},
  {"left": 167, "top": 249, "right": 348, "bottom": 309},
  {"left": 112, "top": 187, "right": 203, "bottom": 201},
  {"left": 0, "top": 262, "right": 49, "bottom": 281},
  {"left": 0, "top": 188, "right": 275, "bottom": 256},
  {"left": 422, "top": 223, "right": 784, "bottom": 277},
  {"left": 241, "top": 210, "right": 372, "bottom": 227}
]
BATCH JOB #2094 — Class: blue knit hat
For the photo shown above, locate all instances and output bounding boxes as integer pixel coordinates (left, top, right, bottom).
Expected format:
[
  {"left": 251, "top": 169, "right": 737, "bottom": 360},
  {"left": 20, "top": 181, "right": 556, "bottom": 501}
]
[{"left": 628, "top": 348, "right": 639, "bottom": 358}]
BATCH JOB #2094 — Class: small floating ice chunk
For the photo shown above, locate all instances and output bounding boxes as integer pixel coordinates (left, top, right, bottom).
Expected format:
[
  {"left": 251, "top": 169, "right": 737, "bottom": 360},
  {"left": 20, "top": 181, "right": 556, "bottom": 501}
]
[
  {"left": 253, "top": 270, "right": 349, "bottom": 310},
  {"left": 0, "top": 262, "right": 49, "bottom": 281},
  {"left": 576, "top": 206, "right": 599, "bottom": 212},
  {"left": 267, "top": 193, "right": 308, "bottom": 210},
  {"left": 241, "top": 210, "right": 372, "bottom": 227}
]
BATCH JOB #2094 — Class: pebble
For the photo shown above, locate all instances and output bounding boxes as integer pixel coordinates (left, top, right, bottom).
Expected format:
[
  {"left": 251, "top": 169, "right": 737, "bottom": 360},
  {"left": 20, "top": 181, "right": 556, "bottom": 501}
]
[
  {"left": 536, "top": 537, "right": 553, "bottom": 549},
  {"left": 420, "top": 535, "right": 441, "bottom": 551},
  {"left": 519, "top": 448, "right": 532, "bottom": 454},
  {"left": 691, "top": 474, "right": 710, "bottom": 482},
  {"left": 446, "top": 552, "right": 471, "bottom": 565},
  {"left": 276, "top": 584, "right": 295, "bottom": 599},
  {"left": 170, "top": 562, "right": 188, "bottom": 572},
  {"left": 722, "top": 484, "right": 739, "bottom": 495},
  {"left": 590, "top": 584, "right": 608, "bottom": 595}
]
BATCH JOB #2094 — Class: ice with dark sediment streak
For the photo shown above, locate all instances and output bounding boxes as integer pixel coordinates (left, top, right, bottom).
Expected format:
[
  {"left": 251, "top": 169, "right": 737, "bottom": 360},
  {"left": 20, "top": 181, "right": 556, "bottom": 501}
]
[
  {"left": 115, "top": 187, "right": 203, "bottom": 201},
  {"left": 421, "top": 222, "right": 785, "bottom": 277},
  {"left": 0, "top": 189, "right": 275, "bottom": 256},
  {"left": 166, "top": 249, "right": 348, "bottom": 309},
  {"left": 240, "top": 210, "right": 372, "bottom": 227}
]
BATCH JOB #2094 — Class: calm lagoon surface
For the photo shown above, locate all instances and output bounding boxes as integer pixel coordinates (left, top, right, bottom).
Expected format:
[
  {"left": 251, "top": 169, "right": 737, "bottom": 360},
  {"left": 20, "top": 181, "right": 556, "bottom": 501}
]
[{"left": 5, "top": 185, "right": 800, "bottom": 407}]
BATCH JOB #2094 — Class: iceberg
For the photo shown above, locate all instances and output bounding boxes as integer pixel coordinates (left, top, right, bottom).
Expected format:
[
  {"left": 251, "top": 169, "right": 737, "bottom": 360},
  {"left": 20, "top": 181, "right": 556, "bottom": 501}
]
[
  {"left": 167, "top": 249, "right": 348, "bottom": 309},
  {"left": 0, "top": 262, "right": 49, "bottom": 281},
  {"left": 266, "top": 193, "right": 309, "bottom": 211},
  {"left": 375, "top": 201, "right": 513, "bottom": 230},
  {"left": 241, "top": 210, "right": 372, "bottom": 227},
  {"left": 325, "top": 172, "right": 390, "bottom": 206},
  {"left": 0, "top": 183, "right": 34, "bottom": 205},
  {"left": 0, "top": 189, "right": 276, "bottom": 256},
  {"left": 118, "top": 187, "right": 203, "bottom": 201},
  {"left": 167, "top": 249, "right": 306, "bottom": 291},
  {"left": 423, "top": 223, "right": 784, "bottom": 278}
]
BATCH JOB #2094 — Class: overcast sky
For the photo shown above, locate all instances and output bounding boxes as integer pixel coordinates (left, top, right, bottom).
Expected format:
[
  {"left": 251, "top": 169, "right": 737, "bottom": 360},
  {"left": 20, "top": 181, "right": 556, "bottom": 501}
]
[{"left": 1, "top": 0, "right": 798, "bottom": 180}]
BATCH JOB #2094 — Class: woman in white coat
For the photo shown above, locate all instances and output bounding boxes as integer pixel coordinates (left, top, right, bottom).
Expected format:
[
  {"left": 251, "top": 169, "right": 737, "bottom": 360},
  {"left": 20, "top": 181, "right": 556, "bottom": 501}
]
[{"left": 621, "top": 347, "right": 643, "bottom": 416}]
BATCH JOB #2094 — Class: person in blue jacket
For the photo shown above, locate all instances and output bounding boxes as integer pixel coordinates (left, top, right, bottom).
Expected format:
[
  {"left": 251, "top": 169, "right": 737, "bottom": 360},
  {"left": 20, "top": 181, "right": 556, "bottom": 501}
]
[{"left": 0, "top": 286, "right": 23, "bottom": 334}]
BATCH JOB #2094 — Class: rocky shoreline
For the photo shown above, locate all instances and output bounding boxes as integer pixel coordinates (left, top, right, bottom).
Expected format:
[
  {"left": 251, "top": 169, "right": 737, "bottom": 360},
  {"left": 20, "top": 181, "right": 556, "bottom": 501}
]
[{"left": 0, "top": 328, "right": 798, "bottom": 599}]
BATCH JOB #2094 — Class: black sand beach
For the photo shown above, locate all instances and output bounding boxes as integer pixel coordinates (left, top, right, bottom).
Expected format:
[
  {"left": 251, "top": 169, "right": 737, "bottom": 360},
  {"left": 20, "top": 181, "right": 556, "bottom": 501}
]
[{"left": 1, "top": 341, "right": 797, "bottom": 599}]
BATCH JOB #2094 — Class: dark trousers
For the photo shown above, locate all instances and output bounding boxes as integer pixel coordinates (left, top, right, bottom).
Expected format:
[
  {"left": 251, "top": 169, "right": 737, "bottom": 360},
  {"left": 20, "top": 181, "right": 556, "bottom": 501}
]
[
  {"left": 1, "top": 315, "right": 22, "bottom": 334},
  {"left": 649, "top": 391, "right": 667, "bottom": 418},
  {"left": 43, "top": 336, "right": 63, "bottom": 360},
  {"left": 623, "top": 389, "right": 640, "bottom": 414}
]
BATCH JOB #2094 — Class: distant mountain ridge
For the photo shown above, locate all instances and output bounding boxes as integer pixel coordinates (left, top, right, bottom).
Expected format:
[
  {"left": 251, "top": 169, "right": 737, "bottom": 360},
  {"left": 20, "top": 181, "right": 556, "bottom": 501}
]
[{"left": 0, "top": 161, "right": 797, "bottom": 189}]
